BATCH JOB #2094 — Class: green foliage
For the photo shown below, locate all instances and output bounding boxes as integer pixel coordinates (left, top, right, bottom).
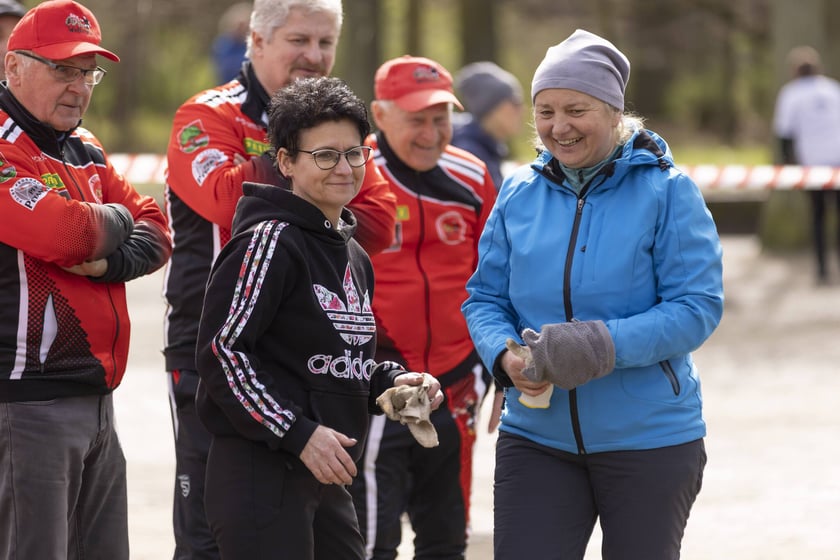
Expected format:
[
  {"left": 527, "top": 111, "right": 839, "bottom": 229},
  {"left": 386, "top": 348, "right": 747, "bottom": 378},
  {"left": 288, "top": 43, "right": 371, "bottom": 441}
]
[
  {"left": 82, "top": 22, "right": 218, "bottom": 153},
  {"left": 139, "top": 28, "right": 218, "bottom": 114},
  {"left": 670, "top": 143, "right": 772, "bottom": 166},
  {"left": 758, "top": 191, "right": 811, "bottom": 251},
  {"left": 663, "top": 71, "right": 723, "bottom": 133},
  {"left": 379, "top": 0, "right": 461, "bottom": 66}
]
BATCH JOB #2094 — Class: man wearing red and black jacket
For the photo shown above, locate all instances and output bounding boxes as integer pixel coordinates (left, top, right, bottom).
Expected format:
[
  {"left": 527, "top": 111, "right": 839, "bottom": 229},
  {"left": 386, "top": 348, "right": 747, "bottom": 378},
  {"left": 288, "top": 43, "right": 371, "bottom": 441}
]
[
  {"left": 163, "top": 2, "right": 397, "bottom": 557},
  {"left": 0, "top": 2, "right": 172, "bottom": 559},
  {"left": 348, "top": 55, "right": 497, "bottom": 560}
]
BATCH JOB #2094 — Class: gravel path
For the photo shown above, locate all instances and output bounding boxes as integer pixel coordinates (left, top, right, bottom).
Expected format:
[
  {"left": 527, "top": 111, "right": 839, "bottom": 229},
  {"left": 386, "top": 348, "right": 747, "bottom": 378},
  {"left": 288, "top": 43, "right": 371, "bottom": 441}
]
[{"left": 117, "top": 235, "right": 840, "bottom": 559}]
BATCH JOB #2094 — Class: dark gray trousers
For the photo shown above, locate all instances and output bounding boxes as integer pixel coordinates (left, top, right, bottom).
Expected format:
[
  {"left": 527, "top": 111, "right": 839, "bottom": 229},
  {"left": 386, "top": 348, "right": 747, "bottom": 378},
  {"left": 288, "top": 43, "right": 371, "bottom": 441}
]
[
  {"left": 494, "top": 433, "right": 706, "bottom": 560},
  {"left": 0, "top": 393, "right": 128, "bottom": 560}
]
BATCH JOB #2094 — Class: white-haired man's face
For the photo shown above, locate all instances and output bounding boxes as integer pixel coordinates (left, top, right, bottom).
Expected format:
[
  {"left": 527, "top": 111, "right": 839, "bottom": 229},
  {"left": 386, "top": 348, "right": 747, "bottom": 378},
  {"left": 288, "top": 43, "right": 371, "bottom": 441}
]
[{"left": 250, "top": 6, "right": 339, "bottom": 95}]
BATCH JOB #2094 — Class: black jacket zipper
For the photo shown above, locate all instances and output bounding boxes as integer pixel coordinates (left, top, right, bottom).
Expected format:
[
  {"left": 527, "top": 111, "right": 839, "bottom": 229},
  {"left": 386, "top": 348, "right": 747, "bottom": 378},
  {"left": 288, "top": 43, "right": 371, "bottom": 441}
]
[{"left": 565, "top": 197, "right": 587, "bottom": 454}]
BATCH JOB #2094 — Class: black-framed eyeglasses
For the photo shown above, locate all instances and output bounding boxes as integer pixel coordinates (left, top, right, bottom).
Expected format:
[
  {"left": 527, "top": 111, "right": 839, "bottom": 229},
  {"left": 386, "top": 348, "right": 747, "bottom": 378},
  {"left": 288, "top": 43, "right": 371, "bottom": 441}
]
[
  {"left": 16, "top": 51, "right": 107, "bottom": 86},
  {"left": 297, "top": 146, "right": 373, "bottom": 170}
]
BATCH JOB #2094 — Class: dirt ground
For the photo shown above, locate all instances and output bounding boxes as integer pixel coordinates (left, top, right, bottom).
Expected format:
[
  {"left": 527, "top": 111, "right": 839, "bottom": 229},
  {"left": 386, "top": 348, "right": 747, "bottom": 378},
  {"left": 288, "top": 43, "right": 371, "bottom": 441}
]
[{"left": 116, "top": 234, "right": 840, "bottom": 559}]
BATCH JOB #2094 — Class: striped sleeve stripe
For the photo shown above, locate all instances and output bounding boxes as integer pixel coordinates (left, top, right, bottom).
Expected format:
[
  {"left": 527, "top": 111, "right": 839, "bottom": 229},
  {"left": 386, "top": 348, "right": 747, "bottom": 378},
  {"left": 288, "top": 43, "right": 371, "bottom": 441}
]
[
  {"left": 440, "top": 152, "right": 486, "bottom": 185},
  {"left": 195, "top": 83, "right": 248, "bottom": 108},
  {"left": 0, "top": 116, "right": 22, "bottom": 142},
  {"left": 209, "top": 220, "right": 296, "bottom": 438}
]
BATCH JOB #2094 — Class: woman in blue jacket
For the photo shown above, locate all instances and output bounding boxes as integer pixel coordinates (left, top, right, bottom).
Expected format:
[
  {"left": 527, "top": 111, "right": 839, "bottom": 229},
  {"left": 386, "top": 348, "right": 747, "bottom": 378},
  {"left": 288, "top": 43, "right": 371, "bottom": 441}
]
[{"left": 462, "top": 29, "right": 724, "bottom": 560}]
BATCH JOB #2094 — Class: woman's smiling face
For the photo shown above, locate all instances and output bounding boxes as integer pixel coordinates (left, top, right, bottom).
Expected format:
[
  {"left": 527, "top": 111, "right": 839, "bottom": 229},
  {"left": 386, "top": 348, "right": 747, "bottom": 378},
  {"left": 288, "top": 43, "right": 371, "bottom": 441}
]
[
  {"left": 533, "top": 88, "right": 621, "bottom": 169},
  {"left": 277, "top": 119, "right": 365, "bottom": 226}
]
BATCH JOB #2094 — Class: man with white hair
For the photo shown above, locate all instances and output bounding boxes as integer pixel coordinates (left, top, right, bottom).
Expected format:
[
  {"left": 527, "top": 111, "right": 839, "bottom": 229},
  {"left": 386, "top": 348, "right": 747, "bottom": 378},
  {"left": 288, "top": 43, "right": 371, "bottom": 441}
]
[
  {"left": 350, "top": 55, "right": 497, "bottom": 560},
  {"left": 164, "top": 1, "right": 396, "bottom": 558}
]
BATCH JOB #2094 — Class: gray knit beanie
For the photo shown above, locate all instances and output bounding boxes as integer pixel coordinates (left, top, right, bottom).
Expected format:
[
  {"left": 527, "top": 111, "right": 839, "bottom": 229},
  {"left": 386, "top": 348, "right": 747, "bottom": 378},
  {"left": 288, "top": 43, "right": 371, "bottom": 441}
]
[
  {"left": 531, "top": 29, "right": 630, "bottom": 110},
  {"left": 455, "top": 62, "right": 523, "bottom": 120},
  {"left": 0, "top": 0, "right": 25, "bottom": 18}
]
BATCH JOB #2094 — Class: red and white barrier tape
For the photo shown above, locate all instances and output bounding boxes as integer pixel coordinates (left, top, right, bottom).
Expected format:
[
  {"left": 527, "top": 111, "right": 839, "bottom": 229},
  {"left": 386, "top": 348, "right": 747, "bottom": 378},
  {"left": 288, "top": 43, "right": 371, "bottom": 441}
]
[
  {"left": 110, "top": 153, "right": 169, "bottom": 186},
  {"left": 107, "top": 154, "right": 840, "bottom": 191},
  {"left": 679, "top": 164, "right": 840, "bottom": 191}
]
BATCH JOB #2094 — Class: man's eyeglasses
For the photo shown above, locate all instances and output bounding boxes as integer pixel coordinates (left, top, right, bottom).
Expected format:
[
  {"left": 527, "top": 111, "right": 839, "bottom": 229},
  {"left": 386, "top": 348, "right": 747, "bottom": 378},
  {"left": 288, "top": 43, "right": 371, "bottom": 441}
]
[
  {"left": 16, "top": 51, "right": 106, "bottom": 86},
  {"left": 297, "top": 146, "right": 373, "bottom": 170}
]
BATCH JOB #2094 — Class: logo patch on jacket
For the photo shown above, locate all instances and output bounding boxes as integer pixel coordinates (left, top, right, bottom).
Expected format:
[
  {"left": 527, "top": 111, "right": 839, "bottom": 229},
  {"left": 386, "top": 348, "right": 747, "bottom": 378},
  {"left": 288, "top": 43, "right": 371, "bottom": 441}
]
[
  {"left": 178, "top": 120, "right": 210, "bottom": 153},
  {"left": 436, "top": 210, "right": 467, "bottom": 245},
  {"left": 10, "top": 178, "right": 48, "bottom": 210},
  {"left": 244, "top": 137, "right": 270, "bottom": 157},
  {"left": 40, "top": 173, "right": 66, "bottom": 191},
  {"left": 89, "top": 174, "right": 103, "bottom": 203},
  {"left": 192, "top": 149, "right": 227, "bottom": 186},
  {"left": 0, "top": 161, "right": 15, "bottom": 183},
  {"left": 313, "top": 264, "right": 375, "bottom": 346}
]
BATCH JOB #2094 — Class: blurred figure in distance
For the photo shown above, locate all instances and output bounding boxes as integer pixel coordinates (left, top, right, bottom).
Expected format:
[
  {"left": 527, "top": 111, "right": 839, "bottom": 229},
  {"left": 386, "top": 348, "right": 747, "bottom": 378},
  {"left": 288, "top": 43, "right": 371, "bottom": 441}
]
[{"left": 773, "top": 45, "right": 840, "bottom": 284}]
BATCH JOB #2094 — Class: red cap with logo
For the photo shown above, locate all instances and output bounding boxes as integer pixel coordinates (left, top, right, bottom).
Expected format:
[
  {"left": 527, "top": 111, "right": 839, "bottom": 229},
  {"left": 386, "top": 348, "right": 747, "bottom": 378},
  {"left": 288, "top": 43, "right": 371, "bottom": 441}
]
[
  {"left": 7, "top": 0, "right": 119, "bottom": 62},
  {"left": 374, "top": 55, "right": 463, "bottom": 112}
]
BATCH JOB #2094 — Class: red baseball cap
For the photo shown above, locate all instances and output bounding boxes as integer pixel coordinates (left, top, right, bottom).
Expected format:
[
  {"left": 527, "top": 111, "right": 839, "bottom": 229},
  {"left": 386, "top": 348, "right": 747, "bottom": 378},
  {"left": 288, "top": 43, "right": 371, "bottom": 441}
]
[
  {"left": 7, "top": 0, "right": 119, "bottom": 62},
  {"left": 374, "top": 55, "right": 463, "bottom": 112}
]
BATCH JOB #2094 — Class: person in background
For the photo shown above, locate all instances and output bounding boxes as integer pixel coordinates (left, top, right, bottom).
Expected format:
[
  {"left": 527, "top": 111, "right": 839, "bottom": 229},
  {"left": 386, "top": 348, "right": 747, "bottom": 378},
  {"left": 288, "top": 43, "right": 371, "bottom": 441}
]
[
  {"left": 452, "top": 61, "right": 524, "bottom": 192},
  {"left": 164, "top": 1, "right": 396, "bottom": 557},
  {"left": 451, "top": 60, "right": 525, "bottom": 434},
  {"left": 349, "top": 55, "right": 497, "bottom": 560},
  {"left": 211, "top": 2, "right": 251, "bottom": 83},
  {"left": 773, "top": 45, "right": 840, "bottom": 285},
  {"left": 462, "top": 29, "right": 723, "bottom": 560},
  {"left": 195, "top": 75, "right": 443, "bottom": 560},
  {"left": 0, "top": 0, "right": 24, "bottom": 80},
  {"left": 0, "top": 1, "right": 172, "bottom": 558}
]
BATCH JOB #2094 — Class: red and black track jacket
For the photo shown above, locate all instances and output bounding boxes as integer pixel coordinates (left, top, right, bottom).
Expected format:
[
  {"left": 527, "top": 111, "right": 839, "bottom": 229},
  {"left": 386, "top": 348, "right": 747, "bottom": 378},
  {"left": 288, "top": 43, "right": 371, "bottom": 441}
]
[
  {"left": 164, "top": 63, "right": 396, "bottom": 373},
  {"left": 368, "top": 133, "right": 496, "bottom": 382},
  {"left": 0, "top": 86, "right": 172, "bottom": 402}
]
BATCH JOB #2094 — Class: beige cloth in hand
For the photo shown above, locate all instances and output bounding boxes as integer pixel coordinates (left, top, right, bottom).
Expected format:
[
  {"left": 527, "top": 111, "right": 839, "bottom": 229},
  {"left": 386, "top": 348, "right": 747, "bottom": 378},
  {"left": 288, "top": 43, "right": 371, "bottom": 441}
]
[
  {"left": 505, "top": 338, "right": 553, "bottom": 408},
  {"left": 376, "top": 374, "right": 439, "bottom": 448}
]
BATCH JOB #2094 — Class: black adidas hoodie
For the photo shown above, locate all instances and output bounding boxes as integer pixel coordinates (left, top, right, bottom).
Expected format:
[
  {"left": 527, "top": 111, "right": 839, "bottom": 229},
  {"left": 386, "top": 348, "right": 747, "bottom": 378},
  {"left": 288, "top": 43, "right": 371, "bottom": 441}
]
[{"left": 195, "top": 182, "right": 404, "bottom": 460}]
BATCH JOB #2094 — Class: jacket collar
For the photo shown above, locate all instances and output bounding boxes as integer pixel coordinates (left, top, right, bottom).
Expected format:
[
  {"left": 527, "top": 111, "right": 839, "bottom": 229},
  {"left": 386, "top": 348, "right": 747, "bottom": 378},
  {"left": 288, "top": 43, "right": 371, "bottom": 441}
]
[
  {"left": 238, "top": 62, "right": 272, "bottom": 128},
  {"left": 0, "top": 83, "right": 74, "bottom": 157},
  {"left": 533, "top": 128, "right": 672, "bottom": 186},
  {"left": 375, "top": 131, "right": 436, "bottom": 176}
]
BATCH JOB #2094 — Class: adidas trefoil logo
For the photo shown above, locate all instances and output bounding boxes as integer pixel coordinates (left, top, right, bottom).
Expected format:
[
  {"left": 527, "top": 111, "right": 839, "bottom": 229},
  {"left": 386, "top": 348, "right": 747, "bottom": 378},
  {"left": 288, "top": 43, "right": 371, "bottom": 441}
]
[{"left": 313, "top": 265, "right": 375, "bottom": 346}]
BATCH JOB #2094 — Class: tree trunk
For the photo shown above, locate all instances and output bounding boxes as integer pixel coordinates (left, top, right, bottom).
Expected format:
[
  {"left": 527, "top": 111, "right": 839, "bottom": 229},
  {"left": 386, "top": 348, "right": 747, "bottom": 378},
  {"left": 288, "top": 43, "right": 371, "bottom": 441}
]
[
  {"left": 336, "top": 0, "right": 381, "bottom": 104},
  {"left": 459, "top": 0, "right": 497, "bottom": 63}
]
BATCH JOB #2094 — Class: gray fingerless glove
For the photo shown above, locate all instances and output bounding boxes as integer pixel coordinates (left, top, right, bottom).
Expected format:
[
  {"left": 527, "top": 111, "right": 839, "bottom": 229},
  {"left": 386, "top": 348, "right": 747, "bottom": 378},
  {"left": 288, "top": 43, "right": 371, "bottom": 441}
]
[{"left": 521, "top": 320, "right": 616, "bottom": 390}]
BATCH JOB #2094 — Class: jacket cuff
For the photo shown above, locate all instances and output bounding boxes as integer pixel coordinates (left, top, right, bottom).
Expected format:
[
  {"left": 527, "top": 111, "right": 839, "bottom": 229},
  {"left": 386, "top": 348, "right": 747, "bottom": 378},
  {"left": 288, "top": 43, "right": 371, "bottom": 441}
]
[
  {"left": 369, "top": 360, "right": 408, "bottom": 413},
  {"left": 492, "top": 350, "right": 514, "bottom": 388},
  {"left": 277, "top": 415, "right": 318, "bottom": 457}
]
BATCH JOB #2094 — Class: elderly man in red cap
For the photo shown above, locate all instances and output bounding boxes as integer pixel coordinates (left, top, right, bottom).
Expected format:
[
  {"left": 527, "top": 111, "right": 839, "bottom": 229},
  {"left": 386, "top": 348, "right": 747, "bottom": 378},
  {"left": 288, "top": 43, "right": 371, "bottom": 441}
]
[
  {"left": 0, "top": 1, "right": 172, "bottom": 558},
  {"left": 348, "top": 55, "right": 497, "bottom": 560}
]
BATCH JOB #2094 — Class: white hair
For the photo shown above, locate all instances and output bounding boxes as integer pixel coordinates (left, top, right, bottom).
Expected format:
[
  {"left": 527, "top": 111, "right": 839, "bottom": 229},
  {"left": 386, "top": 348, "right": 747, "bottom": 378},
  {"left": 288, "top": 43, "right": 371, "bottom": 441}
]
[{"left": 246, "top": 0, "right": 343, "bottom": 58}]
